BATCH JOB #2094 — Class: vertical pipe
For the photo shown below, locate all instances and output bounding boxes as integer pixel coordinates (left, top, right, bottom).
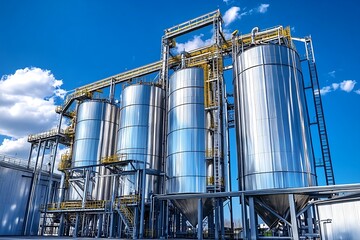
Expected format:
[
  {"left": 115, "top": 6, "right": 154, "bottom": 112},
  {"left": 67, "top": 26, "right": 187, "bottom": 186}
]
[
  {"left": 197, "top": 198, "right": 203, "bottom": 240},
  {"left": 289, "top": 194, "right": 300, "bottom": 239},
  {"left": 248, "top": 197, "right": 258, "bottom": 240},
  {"left": 139, "top": 169, "right": 147, "bottom": 238},
  {"left": 82, "top": 169, "right": 90, "bottom": 208},
  {"left": 57, "top": 173, "right": 66, "bottom": 207}
]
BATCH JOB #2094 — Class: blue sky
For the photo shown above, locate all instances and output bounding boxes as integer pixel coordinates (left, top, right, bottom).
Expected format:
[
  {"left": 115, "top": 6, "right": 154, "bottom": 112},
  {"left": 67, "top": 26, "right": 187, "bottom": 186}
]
[{"left": 0, "top": 0, "right": 359, "bottom": 190}]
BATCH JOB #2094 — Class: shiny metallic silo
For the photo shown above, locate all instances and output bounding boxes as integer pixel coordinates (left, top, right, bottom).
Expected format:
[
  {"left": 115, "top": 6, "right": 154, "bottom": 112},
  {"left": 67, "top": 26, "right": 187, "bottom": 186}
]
[
  {"left": 117, "top": 84, "right": 165, "bottom": 200},
  {"left": 167, "top": 67, "right": 207, "bottom": 226},
  {"left": 71, "top": 100, "right": 119, "bottom": 200},
  {"left": 233, "top": 44, "right": 316, "bottom": 227}
]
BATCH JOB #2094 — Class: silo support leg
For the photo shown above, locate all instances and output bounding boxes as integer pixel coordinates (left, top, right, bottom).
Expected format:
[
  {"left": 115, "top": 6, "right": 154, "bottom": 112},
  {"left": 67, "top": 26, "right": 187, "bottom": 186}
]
[
  {"left": 219, "top": 198, "right": 225, "bottom": 239},
  {"left": 97, "top": 214, "right": 103, "bottom": 238},
  {"left": 248, "top": 197, "right": 258, "bottom": 240},
  {"left": 58, "top": 213, "right": 64, "bottom": 236},
  {"left": 288, "top": 194, "right": 299, "bottom": 240},
  {"left": 197, "top": 198, "right": 203, "bottom": 240},
  {"left": 240, "top": 193, "right": 248, "bottom": 239},
  {"left": 73, "top": 213, "right": 80, "bottom": 238},
  {"left": 215, "top": 199, "right": 219, "bottom": 240}
]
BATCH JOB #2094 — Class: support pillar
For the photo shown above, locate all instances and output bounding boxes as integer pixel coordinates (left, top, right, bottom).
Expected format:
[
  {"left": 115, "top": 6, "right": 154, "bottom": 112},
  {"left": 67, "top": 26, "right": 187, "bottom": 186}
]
[
  {"left": 97, "top": 214, "right": 103, "bottom": 238},
  {"left": 215, "top": 199, "right": 219, "bottom": 240},
  {"left": 248, "top": 197, "right": 258, "bottom": 240},
  {"left": 139, "top": 168, "right": 146, "bottom": 238},
  {"left": 289, "top": 194, "right": 299, "bottom": 240},
  {"left": 241, "top": 193, "right": 248, "bottom": 239},
  {"left": 58, "top": 213, "right": 64, "bottom": 236},
  {"left": 219, "top": 198, "right": 225, "bottom": 240},
  {"left": 197, "top": 198, "right": 203, "bottom": 240},
  {"left": 109, "top": 175, "right": 118, "bottom": 238},
  {"left": 73, "top": 213, "right": 80, "bottom": 238}
]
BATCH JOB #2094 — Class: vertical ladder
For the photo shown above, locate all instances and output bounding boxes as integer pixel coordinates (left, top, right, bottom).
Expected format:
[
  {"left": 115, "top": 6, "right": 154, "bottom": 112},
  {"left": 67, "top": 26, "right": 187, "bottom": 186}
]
[{"left": 305, "top": 38, "right": 335, "bottom": 185}]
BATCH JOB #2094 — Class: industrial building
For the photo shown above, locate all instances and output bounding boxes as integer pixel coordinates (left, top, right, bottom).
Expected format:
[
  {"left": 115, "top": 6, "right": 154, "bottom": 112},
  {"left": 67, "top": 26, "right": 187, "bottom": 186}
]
[{"left": 1, "top": 9, "right": 360, "bottom": 239}]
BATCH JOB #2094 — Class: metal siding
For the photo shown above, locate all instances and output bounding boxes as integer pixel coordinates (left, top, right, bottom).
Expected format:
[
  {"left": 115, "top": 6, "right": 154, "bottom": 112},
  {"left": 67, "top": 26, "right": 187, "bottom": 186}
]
[
  {"left": 0, "top": 163, "right": 58, "bottom": 236},
  {"left": 317, "top": 199, "right": 360, "bottom": 240}
]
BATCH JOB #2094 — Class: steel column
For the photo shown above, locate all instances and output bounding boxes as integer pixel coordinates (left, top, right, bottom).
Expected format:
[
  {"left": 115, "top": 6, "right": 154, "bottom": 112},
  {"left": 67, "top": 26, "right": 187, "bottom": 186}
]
[
  {"left": 249, "top": 197, "right": 258, "bottom": 240},
  {"left": 73, "top": 213, "right": 79, "bottom": 238},
  {"left": 289, "top": 194, "right": 300, "bottom": 240},
  {"left": 197, "top": 198, "right": 203, "bottom": 240}
]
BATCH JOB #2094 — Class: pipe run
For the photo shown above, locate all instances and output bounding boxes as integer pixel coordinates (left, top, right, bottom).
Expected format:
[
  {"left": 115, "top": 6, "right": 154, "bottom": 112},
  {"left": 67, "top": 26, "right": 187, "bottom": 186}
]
[{"left": 251, "top": 27, "right": 259, "bottom": 44}]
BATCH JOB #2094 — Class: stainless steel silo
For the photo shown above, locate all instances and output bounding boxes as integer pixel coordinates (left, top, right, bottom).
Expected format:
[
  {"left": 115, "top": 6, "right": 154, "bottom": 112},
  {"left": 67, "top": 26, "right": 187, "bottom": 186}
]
[
  {"left": 233, "top": 44, "right": 316, "bottom": 227},
  {"left": 116, "top": 83, "right": 165, "bottom": 201},
  {"left": 167, "top": 67, "right": 208, "bottom": 226},
  {"left": 70, "top": 100, "right": 119, "bottom": 200}
]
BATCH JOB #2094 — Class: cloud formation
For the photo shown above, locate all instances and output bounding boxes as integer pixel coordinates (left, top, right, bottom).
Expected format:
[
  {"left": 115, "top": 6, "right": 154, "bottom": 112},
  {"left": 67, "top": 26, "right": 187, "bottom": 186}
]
[
  {"left": 328, "top": 70, "right": 336, "bottom": 78},
  {"left": 174, "top": 34, "right": 213, "bottom": 54},
  {"left": 257, "top": 3, "right": 270, "bottom": 13},
  {"left": 0, "top": 67, "right": 66, "bottom": 158},
  {"left": 223, "top": 6, "right": 241, "bottom": 26},
  {"left": 320, "top": 80, "right": 357, "bottom": 95},
  {"left": 174, "top": 4, "right": 270, "bottom": 54},
  {"left": 340, "top": 80, "right": 356, "bottom": 92}
]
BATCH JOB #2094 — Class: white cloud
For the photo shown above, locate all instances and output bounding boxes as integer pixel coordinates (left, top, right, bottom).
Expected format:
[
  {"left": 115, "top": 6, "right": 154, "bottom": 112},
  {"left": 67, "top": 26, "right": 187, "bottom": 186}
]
[
  {"left": 223, "top": 6, "right": 241, "bottom": 26},
  {"left": 291, "top": 26, "right": 296, "bottom": 33},
  {"left": 174, "top": 34, "right": 213, "bottom": 54},
  {"left": 320, "top": 80, "right": 357, "bottom": 95},
  {"left": 257, "top": 3, "right": 270, "bottom": 13},
  {"left": 332, "top": 83, "right": 339, "bottom": 90},
  {"left": 175, "top": 4, "right": 270, "bottom": 53},
  {"left": 0, "top": 137, "right": 29, "bottom": 158},
  {"left": 340, "top": 80, "right": 356, "bottom": 92},
  {"left": 0, "top": 67, "right": 66, "bottom": 158},
  {"left": 328, "top": 70, "right": 336, "bottom": 78},
  {"left": 320, "top": 86, "right": 333, "bottom": 95}
]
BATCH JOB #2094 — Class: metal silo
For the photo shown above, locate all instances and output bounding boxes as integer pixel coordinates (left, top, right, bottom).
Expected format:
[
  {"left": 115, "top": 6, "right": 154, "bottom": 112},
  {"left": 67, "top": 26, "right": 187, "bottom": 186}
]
[
  {"left": 116, "top": 83, "right": 165, "bottom": 200},
  {"left": 233, "top": 44, "right": 316, "bottom": 227},
  {"left": 71, "top": 100, "right": 119, "bottom": 200},
  {"left": 167, "top": 67, "right": 208, "bottom": 226}
]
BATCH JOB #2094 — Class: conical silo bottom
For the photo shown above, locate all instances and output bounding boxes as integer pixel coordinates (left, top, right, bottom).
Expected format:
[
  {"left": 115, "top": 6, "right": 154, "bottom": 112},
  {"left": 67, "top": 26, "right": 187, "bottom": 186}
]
[
  {"left": 172, "top": 198, "right": 214, "bottom": 227},
  {"left": 254, "top": 194, "right": 309, "bottom": 228}
]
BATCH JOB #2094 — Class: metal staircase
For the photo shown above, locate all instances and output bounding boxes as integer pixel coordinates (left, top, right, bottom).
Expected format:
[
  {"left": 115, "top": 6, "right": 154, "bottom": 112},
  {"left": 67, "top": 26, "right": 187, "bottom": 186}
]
[
  {"left": 305, "top": 37, "right": 335, "bottom": 185},
  {"left": 115, "top": 205, "right": 134, "bottom": 236}
]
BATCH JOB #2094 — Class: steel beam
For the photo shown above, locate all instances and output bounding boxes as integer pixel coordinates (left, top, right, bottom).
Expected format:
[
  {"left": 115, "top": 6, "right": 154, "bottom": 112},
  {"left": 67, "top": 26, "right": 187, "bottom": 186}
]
[{"left": 289, "top": 194, "right": 299, "bottom": 240}]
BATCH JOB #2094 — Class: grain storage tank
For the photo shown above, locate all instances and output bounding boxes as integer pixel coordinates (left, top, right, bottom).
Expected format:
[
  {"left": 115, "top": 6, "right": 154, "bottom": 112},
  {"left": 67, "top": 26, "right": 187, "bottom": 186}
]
[
  {"left": 70, "top": 100, "right": 119, "bottom": 200},
  {"left": 116, "top": 83, "right": 165, "bottom": 201},
  {"left": 166, "top": 67, "right": 208, "bottom": 226},
  {"left": 233, "top": 44, "right": 316, "bottom": 227}
]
